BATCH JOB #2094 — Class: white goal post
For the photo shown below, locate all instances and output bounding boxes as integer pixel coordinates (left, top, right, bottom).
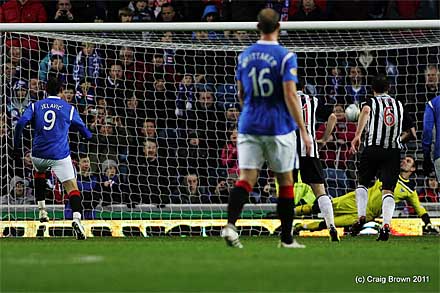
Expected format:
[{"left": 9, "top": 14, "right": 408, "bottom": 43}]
[{"left": 1, "top": 20, "right": 439, "bottom": 237}]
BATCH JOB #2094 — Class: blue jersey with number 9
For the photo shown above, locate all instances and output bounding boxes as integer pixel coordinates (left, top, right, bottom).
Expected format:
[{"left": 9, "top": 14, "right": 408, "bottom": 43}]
[
  {"left": 236, "top": 40, "right": 299, "bottom": 135},
  {"left": 14, "top": 96, "right": 92, "bottom": 160}
]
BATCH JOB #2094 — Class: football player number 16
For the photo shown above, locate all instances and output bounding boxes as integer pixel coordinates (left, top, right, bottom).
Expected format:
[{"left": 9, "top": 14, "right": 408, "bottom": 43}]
[
  {"left": 43, "top": 110, "right": 56, "bottom": 130},
  {"left": 248, "top": 67, "right": 274, "bottom": 97}
]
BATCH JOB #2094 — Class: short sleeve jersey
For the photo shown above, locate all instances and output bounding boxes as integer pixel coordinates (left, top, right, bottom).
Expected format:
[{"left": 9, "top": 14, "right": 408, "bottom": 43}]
[{"left": 236, "top": 40, "right": 299, "bottom": 135}]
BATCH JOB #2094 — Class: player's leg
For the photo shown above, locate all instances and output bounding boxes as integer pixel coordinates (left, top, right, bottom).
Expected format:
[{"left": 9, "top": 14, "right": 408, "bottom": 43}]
[
  {"left": 298, "top": 156, "right": 338, "bottom": 241},
  {"left": 269, "top": 131, "right": 304, "bottom": 248},
  {"left": 222, "top": 134, "right": 262, "bottom": 248},
  {"left": 53, "top": 156, "right": 86, "bottom": 240},
  {"left": 377, "top": 150, "right": 400, "bottom": 241},
  {"left": 30, "top": 157, "right": 50, "bottom": 222},
  {"left": 352, "top": 148, "right": 377, "bottom": 236},
  {"left": 434, "top": 158, "right": 440, "bottom": 183}
]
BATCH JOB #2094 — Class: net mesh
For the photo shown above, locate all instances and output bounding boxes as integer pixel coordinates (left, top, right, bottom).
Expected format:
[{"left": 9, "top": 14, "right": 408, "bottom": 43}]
[{"left": 1, "top": 27, "right": 439, "bottom": 227}]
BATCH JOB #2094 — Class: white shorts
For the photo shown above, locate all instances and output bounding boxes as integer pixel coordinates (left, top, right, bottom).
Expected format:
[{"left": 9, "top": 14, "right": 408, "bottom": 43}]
[
  {"left": 31, "top": 155, "right": 76, "bottom": 183},
  {"left": 238, "top": 131, "right": 299, "bottom": 173}
]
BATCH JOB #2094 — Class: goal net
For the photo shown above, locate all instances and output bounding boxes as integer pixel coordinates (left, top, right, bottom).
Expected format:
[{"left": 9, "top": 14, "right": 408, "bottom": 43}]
[{"left": 1, "top": 21, "right": 439, "bottom": 237}]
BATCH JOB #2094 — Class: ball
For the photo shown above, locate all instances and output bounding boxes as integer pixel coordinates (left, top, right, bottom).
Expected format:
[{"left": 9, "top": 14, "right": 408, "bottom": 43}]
[{"left": 345, "top": 104, "right": 360, "bottom": 122}]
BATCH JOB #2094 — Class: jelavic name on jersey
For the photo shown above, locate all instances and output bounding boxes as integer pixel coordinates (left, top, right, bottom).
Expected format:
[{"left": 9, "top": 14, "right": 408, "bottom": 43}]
[{"left": 41, "top": 103, "right": 63, "bottom": 110}]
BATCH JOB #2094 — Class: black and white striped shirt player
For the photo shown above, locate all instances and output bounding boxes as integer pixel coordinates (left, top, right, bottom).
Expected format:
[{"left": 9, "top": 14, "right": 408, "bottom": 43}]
[
  {"left": 294, "top": 90, "right": 335, "bottom": 184},
  {"left": 363, "top": 93, "right": 404, "bottom": 149},
  {"left": 351, "top": 74, "right": 410, "bottom": 240},
  {"left": 293, "top": 88, "right": 340, "bottom": 241}
]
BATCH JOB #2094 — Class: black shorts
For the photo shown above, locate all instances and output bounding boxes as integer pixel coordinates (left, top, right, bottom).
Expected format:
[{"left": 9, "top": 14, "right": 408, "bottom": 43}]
[
  {"left": 358, "top": 146, "right": 400, "bottom": 190},
  {"left": 293, "top": 156, "right": 325, "bottom": 184}
]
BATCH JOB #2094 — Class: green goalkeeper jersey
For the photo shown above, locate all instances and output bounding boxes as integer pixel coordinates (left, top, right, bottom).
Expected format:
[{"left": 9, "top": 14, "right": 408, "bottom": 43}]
[{"left": 366, "top": 175, "right": 427, "bottom": 220}]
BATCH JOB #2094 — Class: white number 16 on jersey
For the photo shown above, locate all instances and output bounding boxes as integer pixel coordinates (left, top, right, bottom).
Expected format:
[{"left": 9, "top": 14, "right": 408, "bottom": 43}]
[{"left": 248, "top": 67, "right": 274, "bottom": 97}]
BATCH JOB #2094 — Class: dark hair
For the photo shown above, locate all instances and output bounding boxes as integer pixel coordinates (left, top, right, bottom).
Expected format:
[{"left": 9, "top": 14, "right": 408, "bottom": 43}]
[
  {"left": 50, "top": 54, "right": 63, "bottom": 62},
  {"left": 257, "top": 8, "right": 280, "bottom": 34},
  {"left": 46, "top": 77, "right": 63, "bottom": 96},
  {"left": 371, "top": 74, "right": 389, "bottom": 93}
]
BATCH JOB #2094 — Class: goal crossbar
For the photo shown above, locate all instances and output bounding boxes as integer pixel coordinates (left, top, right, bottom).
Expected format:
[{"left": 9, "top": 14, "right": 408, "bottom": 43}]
[{"left": 0, "top": 20, "right": 439, "bottom": 32}]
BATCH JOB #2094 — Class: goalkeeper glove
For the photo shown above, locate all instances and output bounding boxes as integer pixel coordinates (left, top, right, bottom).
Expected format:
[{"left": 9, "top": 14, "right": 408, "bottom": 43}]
[{"left": 423, "top": 223, "right": 440, "bottom": 235}]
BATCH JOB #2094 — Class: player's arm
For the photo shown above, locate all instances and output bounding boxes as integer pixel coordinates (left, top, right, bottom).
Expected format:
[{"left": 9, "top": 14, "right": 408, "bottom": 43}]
[
  {"left": 318, "top": 113, "right": 337, "bottom": 145},
  {"left": 237, "top": 80, "right": 244, "bottom": 107},
  {"left": 406, "top": 189, "right": 439, "bottom": 233},
  {"left": 70, "top": 106, "right": 92, "bottom": 140},
  {"left": 400, "top": 109, "right": 416, "bottom": 143},
  {"left": 350, "top": 102, "right": 370, "bottom": 154},
  {"left": 13, "top": 103, "right": 34, "bottom": 150},
  {"left": 283, "top": 81, "right": 311, "bottom": 155}
]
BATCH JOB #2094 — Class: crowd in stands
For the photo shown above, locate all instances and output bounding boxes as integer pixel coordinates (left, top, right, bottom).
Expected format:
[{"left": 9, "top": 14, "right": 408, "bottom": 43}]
[{"left": 1, "top": 0, "right": 439, "bottom": 212}]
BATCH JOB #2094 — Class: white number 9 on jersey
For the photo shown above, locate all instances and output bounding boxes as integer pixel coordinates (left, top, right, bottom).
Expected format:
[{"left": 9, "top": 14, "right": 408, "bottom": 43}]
[{"left": 43, "top": 110, "right": 56, "bottom": 130}]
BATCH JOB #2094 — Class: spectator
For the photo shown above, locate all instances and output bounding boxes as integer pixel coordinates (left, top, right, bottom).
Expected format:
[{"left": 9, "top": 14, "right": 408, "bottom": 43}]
[
  {"left": 316, "top": 104, "right": 356, "bottom": 170},
  {"left": 175, "top": 73, "right": 195, "bottom": 121},
  {"left": 75, "top": 78, "right": 97, "bottom": 114},
  {"left": 132, "top": 0, "right": 155, "bottom": 22},
  {"left": 1, "top": 176, "right": 33, "bottom": 205},
  {"left": 0, "top": 0, "right": 47, "bottom": 23},
  {"left": 39, "top": 39, "right": 69, "bottom": 83},
  {"left": 72, "top": 42, "right": 102, "bottom": 87},
  {"left": 60, "top": 84, "right": 76, "bottom": 105},
  {"left": 213, "top": 173, "right": 239, "bottom": 204},
  {"left": 124, "top": 93, "right": 145, "bottom": 137},
  {"left": 223, "top": 102, "right": 240, "bottom": 131},
  {"left": 220, "top": 128, "right": 239, "bottom": 176},
  {"left": 157, "top": 2, "right": 183, "bottom": 22},
  {"left": 171, "top": 173, "right": 210, "bottom": 204},
  {"left": 47, "top": 54, "right": 69, "bottom": 85},
  {"left": 290, "top": 0, "right": 325, "bottom": 20},
  {"left": 102, "top": 62, "right": 127, "bottom": 115},
  {"left": 192, "top": 4, "right": 222, "bottom": 40},
  {"left": 177, "top": 131, "right": 210, "bottom": 184},
  {"left": 341, "top": 66, "right": 367, "bottom": 105},
  {"left": 4, "top": 60, "right": 19, "bottom": 97},
  {"left": 324, "top": 66, "right": 344, "bottom": 106},
  {"left": 118, "top": 46, "right": 146, "bottom": 90},
  {"left": 118, "top": 6, "right": 133, "bottom": 22},
  {"left": 418, "top": 172, "right": 439, "bottom": 203},
  {"left": 128, "top": 139, "right": 175, "bottom": 204},
  {"left": 160, "top": 32, "right": 176, "bottom": 65},
  {"left": 100, "top": 159, "right": 125, "bottom": 205},
  {"left": 419, "top": 65, "right": 439, "bottom": 102},
  {"left": 52, "top": 0, "right": 74, "bottom": 22},
  {"left": 28, "top": 77, "right": 44, "bottom": 101},
  {"left": 7, "top": 79, "right": 31, "bottom": 127},
  {"left": 144, "top": 51, "right": 176, "bottom": 88}
]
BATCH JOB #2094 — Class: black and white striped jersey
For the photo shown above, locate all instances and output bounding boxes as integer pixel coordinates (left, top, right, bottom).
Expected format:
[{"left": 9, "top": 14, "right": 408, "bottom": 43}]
[
  {"left": 296, "top": 90, "right": 331, "bottom": 158},
  {"left": 363, "top": 93, "right": 404, "bottom": 149}
]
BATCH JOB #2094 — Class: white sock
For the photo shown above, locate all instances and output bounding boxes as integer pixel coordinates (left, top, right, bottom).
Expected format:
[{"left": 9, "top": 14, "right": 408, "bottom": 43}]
[
  {"left": 73, "top": 212, "right": 82, "bottom": 220},
  {"left": 382, "top": 194, "right": 395, "bottom": 226},
  {"left": 38, "top": 200, "right": 46, "bottom": 210},
  {"left": 355, "top": 186, "right": 368, "bottom": 218},
  {"left": 317, "top": 195, "right": 335, "bottom": 228}
]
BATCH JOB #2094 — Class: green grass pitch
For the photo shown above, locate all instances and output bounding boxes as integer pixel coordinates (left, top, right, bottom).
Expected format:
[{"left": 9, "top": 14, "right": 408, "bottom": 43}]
[{"left": 1, "top": 236, "right": 439, "bottom": 292}]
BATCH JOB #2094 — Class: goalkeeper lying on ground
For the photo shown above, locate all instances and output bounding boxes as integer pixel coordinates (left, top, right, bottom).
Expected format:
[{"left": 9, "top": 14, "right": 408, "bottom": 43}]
[{"left": 293, "top": 155, "right": 439, "bottom": 234}]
